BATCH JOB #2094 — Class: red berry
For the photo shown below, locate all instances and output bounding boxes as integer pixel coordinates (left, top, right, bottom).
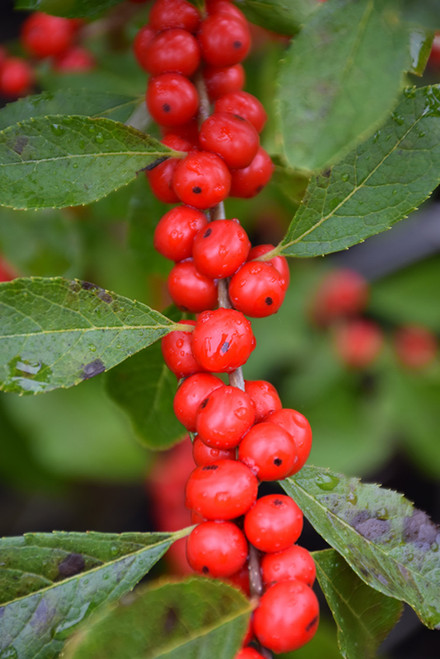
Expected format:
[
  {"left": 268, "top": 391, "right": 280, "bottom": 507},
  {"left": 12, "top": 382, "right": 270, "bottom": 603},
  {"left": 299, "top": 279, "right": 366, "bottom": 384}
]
[
  {"left": 161, "top": 320, "right": 201, "bottom": 379},
  {"left": 54, "top": 46, "right": 95, "bottom": 72},
  {"left": 235, "top": 648, "right": 265, "bottom": 659},
  {"left": 230, "top": 147, "right": 274, "bottom": 198},
  {"left": 0, "top": 257, "right": 16, "bottom": 282},
  {"left": 394, "top": 325, "right": 437, "bottom": 369},
  {"left": 261, "top": 544, "right": 316, "bottom": 588},
  {"left": 266, "top": 408, "right": 312, "bottom": 474},
  {"left": 192, "top": 437, "right": 235, "bottom": 466},
  {"left": 215, "top": 91, "right": 267, "bottom": 133},
  {"left": 186, "top": 521, "right": 248, "bottom": 577},
  {"left": 0, "top": 46, "right": 8, "bottom": 70},
  {"left": 198, "top": 14, "right": 251, "bottom": 67},
  {"left": 149, "top": 0, "right": 201, "bottom": 33},
  {"left": 133, "top": 25, "right": 155, "bottom": 71},
  {"left": 173, "top": 372, "right": 223, "bottom": 431},
  {"left": 204, "top": 64, "right": 245, "bottom": 101},
  {"left": 244, "top": 494, "right": 303, "bottom": 552},
  {"left": 229, "top": 261, "right": 287, "bottom": 317},
  {"left": 161, "top": 117, "right": 200, "bottom": 145},
  {"left": 253, "top": 580, "right": 319, "bottom": 653},
  {"left": 206, "top": 0, "right": 247, "bottom": 23},
  {"left": 244, "top": 379, "right": 282, "bottom": 422},
  {"left": 186, "top": 459, "right": 258, "bottom": 519},
  {"left": 429, "top": 33, "right": 440, "bottom": 69},
  {"left": 333, "top": 318, "right": 383, "bottom": 369},
  {"left": 199, "top": 112, "right": 259, "bottom": 169},
  {"left": 239, "top": 421, "right": 296, "bottom": 481},
  {"left": 141, "top": 28, "right": 201, "bottom": 77},
  {"left": 192, "top": 308, "right": 256, "bottom": 373},
  {"left": 154, "top": 206, "right": 208, "bottom": 262},
  {"left": 311, "top": 268, "right": 369, "bottom": 326},
  {"left": 146, "top": 73, "right": 199, "bottom": 127},
  {"left": 247, "top": 244, "right": 290, "bottom": 289},
  {"left": 0, "top": 57, "right": 34, "bottom": 97},
  {"left": 195, "top": 384, "right": 255, "bottom": 449},
  {"left": 226, "top": 562, "right": 251, "bottom": 596},
  {"left": 172, "top": 151, "right": 231, "bottom": 209},
  {"left": 146, "top": 134, "right": 191, "bottom": 204},
  {"left": 21, "top": 12, "right": 76, "bottom": 58},
  {"left": 192, "top": 219, "right": 251, "bottom": 279},
  {"left": 168, "top": 260, "right": 218, "bottom": 313}
]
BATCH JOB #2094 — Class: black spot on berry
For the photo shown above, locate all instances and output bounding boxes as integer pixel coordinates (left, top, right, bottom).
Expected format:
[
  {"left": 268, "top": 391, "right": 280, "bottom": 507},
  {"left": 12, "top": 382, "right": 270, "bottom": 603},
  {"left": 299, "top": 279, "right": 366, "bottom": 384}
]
[
  {"left": 202, "top": 464, "right": 218, "bottom": 471},
  {"left": 273, "top": 498, "right": 284, "bottom": 507},
  {"left": 265, "top": 297, "right": 273, "bottom": 305},
  {"left": 202, "top": 566, "right": 209, "bottom": 574},
  {"left": 81, "top": 359, "right": 105, "bottom": 380},
  {"left": 305, "top": 615, "right": 319, "bottom": 632},
  {"left": 192, "top": 186, "right": 202, "bottom": 194},
  {"left": 203, "top": 228, "right": 212, "bottom": 238},
  {"left": 163, "top": 607, "right": 178, "bottom": 633},
  {"left": 162, "top": 103, "right": 171, "bottom": 113},
  {"left": 233, "top": 40, "right": 242, "bottom": 49},
  {"left": 274, "top": 458, "right": 282, "bottom": 466},
  {"left": 256, "top": 185, "right": 263, "bottom": 192},
  {"left": 220, "top": 341, "right": 230, "bottom": 354},
  {"left": 200, "top": 397, "right": 209, "bottom": 409},
  {"left": 58, "top": 553, "right": 85, "bottom": 578}
]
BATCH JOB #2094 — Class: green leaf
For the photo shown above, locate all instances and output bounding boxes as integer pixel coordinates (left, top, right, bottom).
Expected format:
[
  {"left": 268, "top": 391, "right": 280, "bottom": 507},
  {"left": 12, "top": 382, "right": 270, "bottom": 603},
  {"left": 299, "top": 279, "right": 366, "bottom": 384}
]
[
  {"left": 277, "top": 0, "right": 411, "bottom": 173},
  {"left": 281, "top": 465, "right": 440, "bottom": 628},
  {"left": 397, "top": 0, "right": 440, "bottom": 30},
  {"left": 0, "top": 277, "right": 182, "bottom": 394},
  {"left": 14, "top": 0, "right": 125, "bottom": 18},
  {"left": 314, "top": 549, "right": 403, "bottom": 658},
  {"left": 236, "top": 0, "right": 319, "bottom": 36},
  {"left": 106, "top": 341, "right": 185, "bottom": 451},
  {"left": 0, "top": 207, "right": 82, "bottom": 278},
  {"left": 279, "top": 85, "right": 440, "bottom": 257},
  {"left": 0, "top": 91, "right": 141, "bottom": 131},
  {"left": 0, "top": 529, "right": 187, "bottom": 659},
  {"left": 0, "top": 116, "right": 178, "bottom": 210},
  {"left": 64, "top": 578, "right": 252, "bottom": 659}
]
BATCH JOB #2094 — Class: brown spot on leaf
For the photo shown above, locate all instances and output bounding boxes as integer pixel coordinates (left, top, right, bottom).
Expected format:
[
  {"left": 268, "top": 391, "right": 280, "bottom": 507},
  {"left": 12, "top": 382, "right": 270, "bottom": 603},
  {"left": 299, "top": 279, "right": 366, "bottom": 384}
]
[
  {"left": 81, "top": 281, "right": 97, "bottom": 291},
  {"left": 322, "top": 169, "right": 331, "bottom": 178},
  {"left": 12, "top": 136, "right": 28, "bottom": 155},
  {"left": 163, "top": 607, "right": 178, "bottom": 633},
  {"left": 403, "top": 509, "right": 439, "bottom": 550},
  {"left": 81, "top": 359, "right": 105, "bottom": 380},
  {"left": 58, "top": 553, "right": 85, "bottom": 578},
  {"left": 352, "top": 511, "right": 390, "bottom": 540}
]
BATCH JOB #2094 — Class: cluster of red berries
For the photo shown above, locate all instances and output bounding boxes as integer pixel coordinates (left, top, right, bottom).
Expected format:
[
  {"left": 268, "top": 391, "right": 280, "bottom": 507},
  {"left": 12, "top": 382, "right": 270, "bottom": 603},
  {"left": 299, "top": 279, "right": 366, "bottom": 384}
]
[
  {"left": 0, "top": 12, "right": 94, "bottom": 98},
  {"left": 310, "top": 268, "right": 438, "bottom": 370},
  {"left": 134, "top": 0, "right": 318, "bottom": 655}
]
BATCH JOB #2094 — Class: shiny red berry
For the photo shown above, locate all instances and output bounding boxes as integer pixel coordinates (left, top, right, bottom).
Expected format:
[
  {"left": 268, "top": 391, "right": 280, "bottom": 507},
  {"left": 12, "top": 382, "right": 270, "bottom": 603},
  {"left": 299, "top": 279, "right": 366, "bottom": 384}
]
[
  {"left": 230, "top": 147, "right": 274, "bottom": 198},
  {"left": 206, "top": 0, "right": 248, "bottom": 23},
  {"left": 394, "top": 325, "right": 437, "bottom": 370},
  {"left": 149, "top": 0, "right": 201, "bottom": 33},
  {"left": 192, "top": 219, "right": 251, "bottom": 279},
  {"left": 311, "top": 268, "right": 369, "bottom": 326},
  {"left": 244, "top": 494, "right": 303, "bottom": 552},
  {"left": 333, "top": 318, "right": 383, "bottom": 369},
  {"left": 267, "top": 408, "right": 312, "bottom": 474},
  {"left": 161, "top": 320, "right": 200, "bottom": 379},
  {"left": 261, "top": 544, "right": 316, "bottom": 588},
  {"left": 168, "top": 260, "right": 218, "bottom": 313},
  {"left": 172, "top": 151, "right": 231, "bottom": 209},
  {"left": 235, "top": 648, "right": 265, "bottom": 659},
  {"left": 141, "top": 28, "right": 201, "bottom": 77},
  {"left": 21, "top": 12, "right": 76, "bottom": 58},
  {"left": 199, "top": 112, "right": 259, "bottom": 169},
  {"left": 229, "top": 261, "right": 287, "bottom": 317},
  {"left": 247, "top": 244, "right": 290, "bottom": 288},
  {"left": 195, "top": 384, "right": 255, "bottom": 449},
  {"left": 133, "top": 25, "right": 155, "bottom": 71},
  {"left": 186, "top": 521, "right": 248, "bottom": 577},
  {"left": 239, "top": 421, "right": 296, "bottom": 481},
  {"left": 173, "top": 372, "right": 223, "bottom": 431},
  {"left": 204, "top": 64, "right": 245, "bottom": 101},
  {"left": 146, "top": 134, "right": 191, "bottom": 204},
  {"left": 54, "top": 46, "right": 95, "bottom": 72},
  {"left": 244, "top": 380, "right": 282, "bottom": 423},
  {"left": 253, "top": 580, "right": 319, "bottom": 653},
  {"left": 215, "top": 91, "right": 267, "bottom": 133},
  {"left": 146, "top": 73, "right": 199, "bottom": 127},
  {"left": 154, "top": 206, "right": 207, "bottom": 262},
  {"left": 0, "top": 57, "right": 34, "bottom": 97},
  {"left": 186, "top": 459, "right": 258, "bottom": 520},
  {"left": 198, "top": 14, "right": 251, "bottom": 66},
  {"left": 192, "top": 308, "right": 256, "bottom": 373},
  {"left": 192, "top": 437, "right": 235, "bottom": 466}
]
